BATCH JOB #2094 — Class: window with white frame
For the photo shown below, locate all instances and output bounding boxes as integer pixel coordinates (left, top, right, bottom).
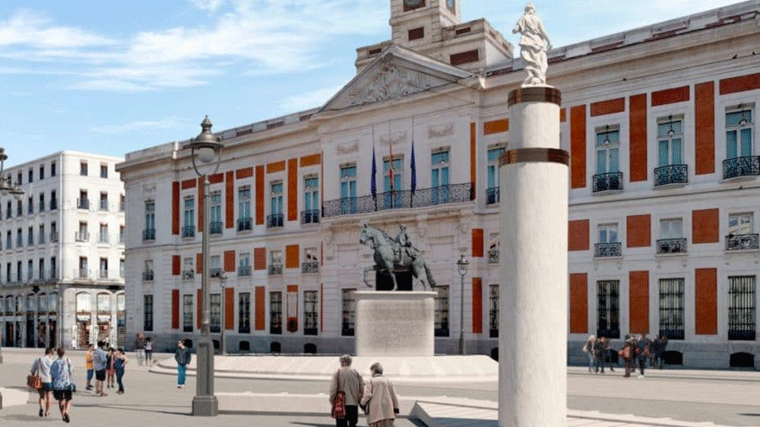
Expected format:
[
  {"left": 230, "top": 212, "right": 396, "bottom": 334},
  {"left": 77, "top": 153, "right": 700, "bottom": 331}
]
[
  {"left": 183, "top": 198, "right": 195, "bottom": 237},
  {"left": 657, "top": 218, "right": 686, "bottom": 254},
  {"left": 598, "top": 224, "right": 618, "bottom": 243},
  {"left": 487, "top": 146, "right": 505, "bottom": 204},
  {"left": 431, "top": 149, "right": 449, "bottom": 204},
  {"left": 727, "top": 212, "right": 757, "bottom": 250},
  {"left": 383, "top": 156, "right": 403, "bottom": 194},
  {"left": 210, "top": 293, "right": 221, "bottom": 332},
  {"left": 210, "top": 191, "right": 222, "bottom": 234},
  {"left": 303, "top": 247, "right": 318, "bottom": 273},
  {"left": 183, "top": 257, "right": 194, "bottom": 279},
  {"left": 595, "top": 223, "right": 620, "bottom": 257},
  {"left": 341, "top": 289, "right": 356, "bottom": 336},
  {"left": 304, "top": 290, "right": 318, "bottom": 335},
  {"left": 239, "top": 292, "right": 251, "bottom": 333},
  {"left": 340, "top": 164, "right": 357, "bottom": 214},
  {"left": 270, "top": 291, "right": 283, "bottom": 334},
  {"left": 269, "top": 250, "right": 283, "bottom": 275},
  {"left": 238, "top": 187, "right": 252, "bottom": 231},
  {"left": 303, "top": 176, "right": 319, "bottom": 223},
  {"left": 726, "top": 106, "right": 754, "bottom": 159},
  {"left": 658, "top": 117, "right": 684, "bottom": 167},
  {"left": 239, "top": 253, "right": 251, "bottom": 276},
  {"left": 183, "top": 294, "right": 193, "bottom": 332},
  {"left": 596, "top": 126, "right": 620, "bottom": 174},
  {"left": 210, "top": 255, "right": 221, "bottom": 278},
  {"left": 269, "top": 182, "right": 283, "bottom": 227}
]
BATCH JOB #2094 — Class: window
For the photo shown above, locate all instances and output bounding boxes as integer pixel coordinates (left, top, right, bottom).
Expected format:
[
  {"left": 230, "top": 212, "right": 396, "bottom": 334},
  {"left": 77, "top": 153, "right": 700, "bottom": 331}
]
[
  {"left": 39, "top": 193, "right": 45, "bottom": 212},
  {"left": 27, "top": 259, "right": 33, "bottom": 280},
  {"left": 182, "top": 257, "right": 194, "bottom": 279},
  {"left": 726, "top": 107, "right": 754, "bottom": 159},
  {"left": 77, "top": 292, "right": 92, "bottom": 313},
  {"left": 51, "top": 161, "right": 56, "bottom": 177},
  {"left": 434, "top": 285, "right": 449, "bottom": 337},
  {"left": 144, "top": 200, "right": 156, "bottom": 241},
  {"left": 16, "top": 260, "right": 21, "bottom": 281},
  {"left": 303, "top": 176, "right": 319, "bottom": 224},
  {"left": 39, "top": 259, "right": 45, "bottom": 280},
  {"left": 658, "top": 218, "right": 686, "bottom": 254},
  {"left": 119, "top": 258, "right": 124, "bottom": 278},
  {"left": 99, "top": 224, "right": 109, "bottom": 243},
  {"left": 596, "top": 280, "right": 620, "bottom": 338},
  {"left": 78, "top": 190, "right": 89, "bottom": 209},
  {"left": 383, "top": 157, "right": 403, "bottom": 208},
  {"left": 728, "top": 276, "right": 756, "bottom": 340},
  {"left": 119, "top": 225, "right": 125, "bottom": 244},
  {"left": 51, "top": 257, "right": 57, "bottom": 279},
  {"left": 17, "top": 171, "right": 21, "bottom": 186},
  {"left": 16, "top": 227, "right": 22, "bottom": 248},
  {"left": 183, "top": 295, "right": 193, "bottom": 332},
  {"left": 77, "top": 222, "right": 88, "bottom": 242},
  {"left": 17, "top": 199, "right": 22, "bottom": 216},
  {"left": 268, "top": 182, "right": 283, "bottom": 227},
  {"left": 80, "top": 162, "right": 88, "bottom": 176},
  {"left": 270, "top": 292, "right": 282, "bottom": 334},
  {"left": 78, "top": 257, "right": 88, "bottom": 279},
  {"left": 100, "top": 192, "right": 108, "bottom": 211},
  {"left": 120, "top": 194, "right": 125, "bottom": 211},
  {"left": 304, "top": 290, "right": 318, "bottom": 335},
  {"left": 6, "top": 201, "right": 10, "bottom": 219},
  {"left": 50, "top": 190, "right": 57, "bottom": 210},
  {"left": 659, "top": 278, "right": 685, "bottom": 339},
  {"left": 487, "top": 147, "right": 505, "bottom": 204},
  {"left": 183, "top": 198, "right": 195, "bottom": 237},
  {"left": 97, "top": 293, "right": 110, "bottom": 313},
  {"left": 655, "top": 117, "right": 687, "bottom": 186},
  {"left": 5, "top": 263, "right": 10, "bottom": 283},
  {"left": 28, "top": 168, "right": 33, "bottom": 183},
  {"left": 144, "top": 295, "right": 153, "bottom": 331},
  {"left": 5, "top": 231, "right": 10, "bottom": 249},
  {"left": 28, "top": 226, "right": 34, "bottom": 246},
  {"left": 51, "top": 221, "right": 58, "bottom": 243},
  {"left": 593, "top": 126, "right": 622, "bottom": 192},
  {"left": 237, "top": 187, "right": 252, "bottom": 231},
  {"left": 39, "top": 165, "right": 44, "bottom": 180},
  {"left": 340, "top": 165, "right": 357, "bottom": 214},
  {"left": 210, "top": 293, "right": 221, "bottom": 332},
  {"left": 431, "top": 150, "right": 449, "bottom": 204},
  {"left": 595, "top": 224, "right": 620, "bottom": 257},
  {"left": 143, "top": 259, "right": 154, "bottom": 281},
  {"left": 239, "top": 292, "right": 251, "bottom": 333},
  {"left": 210, "top": 255, "right": 221, "bottom": 278},
  {"left": 39, "top": 224, "right": 45, "bottom": 245},
  {"left": 238, "top": 253, "right": 251, "bottom": 276},
  {"left": 100, "top": 164, "right": 108, "bottom": 178},
  {"left": 269, "top": 250, "right": 283, "bottom": 275},
  {"left": 99, "top": 257, "right": 108, "bottom": 279},
  {"left": 489, "top": 284, "right": 499, "bottom": 338},
  {"left": 341, "top": 289, "right": 356, "bottom": 336},
  {"left": 210, "top": 191, "right": 222, "bottom": 234},
  {"left": 727, "top": 213, "right": 758, "bottom": 250},
  {"left": 27, "top": 196, "right": 33, "bottom": 214}
]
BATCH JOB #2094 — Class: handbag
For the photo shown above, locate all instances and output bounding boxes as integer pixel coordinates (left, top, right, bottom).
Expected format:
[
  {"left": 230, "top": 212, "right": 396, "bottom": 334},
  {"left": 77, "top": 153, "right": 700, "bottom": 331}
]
[
  {"left": 67, "top": 360, "right": 77, "bottom": 393},
  {"left": 331, "top": 369, "right": 347, "bottom": 419},
  {"left": 27, "top": 358, "right": 42, "bottom": 390}
]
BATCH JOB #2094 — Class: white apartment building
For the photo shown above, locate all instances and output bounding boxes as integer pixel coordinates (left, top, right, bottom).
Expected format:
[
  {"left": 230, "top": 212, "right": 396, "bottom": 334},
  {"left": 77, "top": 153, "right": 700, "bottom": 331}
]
[
  {"left": 0, "top": 151, "right": 126, "bottom": 349},
  {"left": 117, "top": 0, "right": 760, "bottom": 368}
]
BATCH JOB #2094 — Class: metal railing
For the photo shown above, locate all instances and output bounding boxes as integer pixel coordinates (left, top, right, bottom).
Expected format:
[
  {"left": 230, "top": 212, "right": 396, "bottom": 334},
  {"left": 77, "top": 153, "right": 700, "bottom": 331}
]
[
  {"left": 654, "top": 164, "right": 688, "bottom": 187},
  {"left": 238, "top": 265, "right": 252, "bottom": 276},
  {"left": 77, "top": 198, "right": 90, "bottom": 210},
  {"left": 302, "top": 261, "right": 319, "bottom": 274},
  {"left": 486, "top": 187, "right": 500, "bottom": 205},
  {"left": 592, "top": 172, "right": 624, "bottom": 193},
  {"left": 237, "top": 217, "right": 253, "bottom": 231},
  {"left": 75, "top": 232, "right": 89, "bottom": 242},
  {"left": 143, "top": 229, "right": 156, "bottom": 241},
  {"left": 50, "top": 232, "right": 59, "bottom": 243},
  {"left": 100, "top": 200, "right": 108, "bottom": 211},
  {"left": 182, "top": 270, "right": 194, "bottom": 280},
  {"left": 726, "top": 233, "right": 760, "bottom": 251},
  {"left": 50, "top": 199, "right": 57, "bottom": 210},
  {"left": 301, "top": 210, "right": 319, "bottom": 224},
  {"left": 75, "top": 269, "right": 90, "bottom": 280},
  {"left": 268, "top": 264, "right": 283, "bottom": 275},
  {"left": 181, "top": 225, "right": 195, "bottom": 238},
  {"left": 723, "top": 156, "right": 760, "bottom": 180},
  {"left": 323, "top": 183, "right": 474, "bottom": 218},
  {"left": 143, "top": 271, "right": 154, "bottom": 281},
  {"left": 267, "top": 214, "right": 284, "bottom": 228},
  {"left": 594, "top": 242, "right": 622, "bottom": 257},
  {"left": 210, "top": 268, "right": 222, "bottom": 278},
  {"left": 488, "top": 249, "right": 499, "bottom": 264},
  {"left": 99, "top": 270, "right": 108, "bottom": 279},
  {"left": 210, "top": 221, "right": 223, "bottom": 235},
  {"left": 657, "top": 238, "right": 687, "bottom": 254}
]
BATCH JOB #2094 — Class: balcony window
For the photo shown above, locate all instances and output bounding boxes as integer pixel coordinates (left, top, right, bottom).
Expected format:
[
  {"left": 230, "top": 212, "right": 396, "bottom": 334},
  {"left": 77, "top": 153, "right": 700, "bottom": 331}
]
[
  {"left": 593, "top": 126, "right": 623, "bottom": 192},
  {"left": 303, "top": 176, "right": 319, "bottom": 224},
  {"left": 238, "top": 254, "right": 251, "bottom": 276},
  {"left": 302, "top": 248, "right": 319, "bottom": 273},
  {"left": 210, "top": 192, "right": 222, "bottom": 235},
  {"left": 340, "top": 165, "right": 357, "bottom": 215},
  {"left": 727, "top": 213, "right": 759, "bottom": 250},
  {"left": 724, "top": 107, "right": 756, "bottom": 179},
  {"left": 655, "top": 117, "right": 687, "bottom": 187},
  {"left": 431, "top": 150, "right": 449, "bottom": 205},
  {"left": 238, "top": 187, "right": 252, "bottom": 231},
  {"left": 143, "top": 260, "right": 154, "bottom": 281},
  {"left": 210, "top": 255, "right": 221, "bottom": 278},
  {"left": 323, "top": 183, "right": 473, "bottom": 217},
  {"left": 595, "top": 224, "right": 621, "bottom": 257},
  {"left": 383, "top": 157, "right": 404, "bottom": 208},
  {"left": 487, "top": 147, "right": 505, "bottom": 204},
  {"left": 183, "top": 198, "right": 195, "bottom": 238},
  {"left": 50, "top": 191, "right": 57, "bottom": 210},
  {"left": 27, "top": 196, "right": 33, "bottom": 214},
  {"left": 269, "top": 182, "right": 283, "bottom": 228},
  {"left": 78, "top": 193, "right": 89, "bottom": 210},
  {"left": 268, "top": 251, "right": 282, "bottom": 275},
  {"left": 182, "top": 257, "right": 194, "bottom": 280},
  {"left": 100, "top": 192, "right": 108, "bottom": 211},
  {"left": 657, "top": 218, "right": 686, "bottom": 254},
  {"left": 39, "top": 194, "right": 45, "bottom": 212}
]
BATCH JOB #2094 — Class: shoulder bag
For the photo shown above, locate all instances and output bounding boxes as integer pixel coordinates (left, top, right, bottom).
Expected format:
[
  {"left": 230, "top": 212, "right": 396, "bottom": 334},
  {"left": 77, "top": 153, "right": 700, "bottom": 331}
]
[
  {"left": 331, "top": 369, "right": 347, "bottom": 419},
  {"left": 66, "top": 359, "right": 77, "bottom": 393},
  {"left": 27, "top": 358, "right": 42, "bottom": 390}
]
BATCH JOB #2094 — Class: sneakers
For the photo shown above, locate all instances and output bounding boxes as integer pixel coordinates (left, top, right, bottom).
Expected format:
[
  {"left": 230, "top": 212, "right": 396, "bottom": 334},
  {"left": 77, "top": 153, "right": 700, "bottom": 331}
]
[
  {"left": 637, "top": 374, "right": 644, "bottom": 378},
  {"left": 39, "top": 408, "right": 44, "bottom": 417}
]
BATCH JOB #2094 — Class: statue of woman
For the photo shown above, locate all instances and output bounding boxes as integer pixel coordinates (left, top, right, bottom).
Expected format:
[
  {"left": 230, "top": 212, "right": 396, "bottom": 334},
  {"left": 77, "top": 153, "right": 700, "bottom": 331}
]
[{"left": 512, "top": 3, "right": 552, "bottom": 87}]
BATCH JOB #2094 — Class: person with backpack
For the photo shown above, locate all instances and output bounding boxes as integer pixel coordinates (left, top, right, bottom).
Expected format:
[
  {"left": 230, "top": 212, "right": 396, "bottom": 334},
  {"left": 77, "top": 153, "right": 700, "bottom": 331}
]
[
  {"left": 636, "top": 334, "right": 652, "bottom": 378},
  {"left": 592, "top": 336, "right": 606, "bottom": 373},
  {"left": 582, "top": 335, "right": 596, "bottom": 372},
  {"left": 174, "top": 340, "right": 192, "bottom": 389},
  {"left": 93, "top": 341, "right": 108, "bottom": 396},
  {"left": 329, "top": 354, "right": 364, "bottom": 427},
  {"left": 50, "top": 347, "right": 74, "bottom": 423},
  {"left": 30, "top": 347, "right": 54, "bottom": 417}
]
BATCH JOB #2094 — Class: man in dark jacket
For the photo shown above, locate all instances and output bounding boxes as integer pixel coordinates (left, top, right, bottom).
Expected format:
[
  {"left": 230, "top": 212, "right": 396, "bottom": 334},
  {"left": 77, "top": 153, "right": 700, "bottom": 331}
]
[
  {"left": 622, "top": 335, "right": 637, "bottom": 378},
  {"left": 657, "top": 335, "right": 669, "bottom": 369},
  {"left": 174, "top": 340, "right": 192, "bottom": 389},
  {"left": 637, "top": 334, "right": 651, "bottom": 377}
]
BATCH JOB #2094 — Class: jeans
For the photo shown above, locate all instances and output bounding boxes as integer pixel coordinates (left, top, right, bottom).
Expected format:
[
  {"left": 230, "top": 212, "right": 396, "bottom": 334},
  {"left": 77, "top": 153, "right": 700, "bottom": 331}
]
[
  {"left": 177, "top": 364, "right": 186, "bottom": 385},
  {"left": 87, "top": 369, "right": 94, "bottom": 382},
  {"left": 638, "top": 356, "right": 647, "bottom": 376},
  {"left": 336, "top": 405, "right": 359, "bottom": 427},
  {"left": 136, "top": 349, "right": 146, "bottom": 365},
  {"left": 587, "top": 353, "right": 594, "bottom": 371},
  {"left": 115, "top": 368, "right": 125, "bottom": 392}
]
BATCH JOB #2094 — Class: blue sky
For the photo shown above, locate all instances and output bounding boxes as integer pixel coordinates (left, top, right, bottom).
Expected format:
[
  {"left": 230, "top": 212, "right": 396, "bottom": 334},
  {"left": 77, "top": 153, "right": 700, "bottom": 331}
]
[{"left": 0, "top": 0, "right": 742, "bottom": 166}]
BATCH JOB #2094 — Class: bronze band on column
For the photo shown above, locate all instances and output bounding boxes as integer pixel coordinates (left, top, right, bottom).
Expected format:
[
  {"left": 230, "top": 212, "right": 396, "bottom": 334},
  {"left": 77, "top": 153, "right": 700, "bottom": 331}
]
[
  {"left": 499, "top": 148, "right": 569, "bottom": 167},
  {"left": 508, "top": 87, "right": 562, "bottom": 107}
]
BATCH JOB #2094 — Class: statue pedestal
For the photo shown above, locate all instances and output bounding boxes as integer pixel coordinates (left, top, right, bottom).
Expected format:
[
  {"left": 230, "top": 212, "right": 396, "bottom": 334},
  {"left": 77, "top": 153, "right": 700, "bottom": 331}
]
[{"left": 355, "top": 291, "right": 436, "bottom": 357}]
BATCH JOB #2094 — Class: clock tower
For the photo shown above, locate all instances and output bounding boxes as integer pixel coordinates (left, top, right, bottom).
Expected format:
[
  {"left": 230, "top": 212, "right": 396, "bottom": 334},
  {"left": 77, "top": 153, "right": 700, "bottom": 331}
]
[{"left": 389, "top": 0, "right": 462, "bottom": 51}]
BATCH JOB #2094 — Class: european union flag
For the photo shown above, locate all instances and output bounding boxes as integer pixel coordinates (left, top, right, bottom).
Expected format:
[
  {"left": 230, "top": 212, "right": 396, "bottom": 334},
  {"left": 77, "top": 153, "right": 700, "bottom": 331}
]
[
  {"left": 410, "top": 141, "right": 417, "bottom": 194},
  {"left": 371, "top": 146, "right": 377, "bottom": 199}
]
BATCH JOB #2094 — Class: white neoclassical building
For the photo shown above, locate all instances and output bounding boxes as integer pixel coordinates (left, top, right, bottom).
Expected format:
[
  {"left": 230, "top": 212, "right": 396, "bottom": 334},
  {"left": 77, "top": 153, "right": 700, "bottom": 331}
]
[
  {"left": 0, "top": 151, "right": 126, "bottom": 349},
  {"left": 117, "top": 0, "right": 760, "bottom": 368}
]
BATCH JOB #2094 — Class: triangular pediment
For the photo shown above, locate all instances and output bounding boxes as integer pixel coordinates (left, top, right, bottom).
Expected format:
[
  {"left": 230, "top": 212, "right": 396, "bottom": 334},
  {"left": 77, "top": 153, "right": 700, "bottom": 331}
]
[{"left": 319, "top": 45, "right": 476, "bottom": 112}]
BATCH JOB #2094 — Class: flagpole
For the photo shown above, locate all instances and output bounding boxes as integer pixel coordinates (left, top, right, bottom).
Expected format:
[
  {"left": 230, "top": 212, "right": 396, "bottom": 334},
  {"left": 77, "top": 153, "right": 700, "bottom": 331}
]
[{"left": 388, "top": 119, "right": 393, "bottom": 208}]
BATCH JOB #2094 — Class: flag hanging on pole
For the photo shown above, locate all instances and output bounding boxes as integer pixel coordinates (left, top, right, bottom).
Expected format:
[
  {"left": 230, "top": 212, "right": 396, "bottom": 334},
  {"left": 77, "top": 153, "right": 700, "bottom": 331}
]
[
  {"left": 371, "top": 146, "right": 377, "bottom": 199},
  {"left": 410, "top": 140, "right": 417, "bottom": 194}
]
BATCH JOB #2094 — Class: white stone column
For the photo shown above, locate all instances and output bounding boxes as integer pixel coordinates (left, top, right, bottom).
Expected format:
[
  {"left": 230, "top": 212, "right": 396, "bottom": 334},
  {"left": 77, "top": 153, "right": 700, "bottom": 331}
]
[{"left": 499, "top": 87, "right": 567, "bottom": 427}]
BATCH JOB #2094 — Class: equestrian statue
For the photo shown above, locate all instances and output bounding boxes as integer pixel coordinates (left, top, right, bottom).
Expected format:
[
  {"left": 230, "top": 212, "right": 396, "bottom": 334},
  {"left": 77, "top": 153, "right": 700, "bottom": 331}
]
[{"left": 359, "top": 223, "right": 436, "bottom": 291}]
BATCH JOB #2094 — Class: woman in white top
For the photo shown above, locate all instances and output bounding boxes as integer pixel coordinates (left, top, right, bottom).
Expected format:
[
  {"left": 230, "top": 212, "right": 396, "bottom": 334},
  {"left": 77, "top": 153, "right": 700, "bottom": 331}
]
[{"left": 30, "top": 348, "right": 55, "bottom": 417}]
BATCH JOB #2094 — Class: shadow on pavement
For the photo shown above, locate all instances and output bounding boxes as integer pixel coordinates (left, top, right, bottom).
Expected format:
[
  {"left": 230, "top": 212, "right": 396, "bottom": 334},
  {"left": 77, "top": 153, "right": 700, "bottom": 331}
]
[{"left": 0, "top": 414, "right": 46, "bottom": 422}]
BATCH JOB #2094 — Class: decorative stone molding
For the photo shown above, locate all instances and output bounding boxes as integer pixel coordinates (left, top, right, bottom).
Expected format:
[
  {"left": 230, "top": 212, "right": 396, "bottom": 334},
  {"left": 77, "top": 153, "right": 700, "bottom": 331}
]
[
  {"left": 347, "top": 65, "right": 442, "bottom": 107},
  {"left": 336, "top": 141, "right": 359, "bottom": 155},
  {"left": 428, "top": 123, "right": 454, "bottom": 138},
  {"left": 379, "top": 131, "right": 407, "bottom": 147}
]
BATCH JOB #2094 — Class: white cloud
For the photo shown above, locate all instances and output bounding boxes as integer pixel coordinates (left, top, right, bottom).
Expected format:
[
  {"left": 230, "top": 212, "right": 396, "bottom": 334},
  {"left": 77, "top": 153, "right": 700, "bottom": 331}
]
[
  {"left": 0, "top": 10, "right": 115, "bottom": 49},
  {"left": 89, "top": 117, "right": 190, "bottom": 134},
  {"left": 281, "top": 84, "right": 343, "bottom": 112},
  {"left": 188, "top": 0, "right": 226, "bottom": 12}
]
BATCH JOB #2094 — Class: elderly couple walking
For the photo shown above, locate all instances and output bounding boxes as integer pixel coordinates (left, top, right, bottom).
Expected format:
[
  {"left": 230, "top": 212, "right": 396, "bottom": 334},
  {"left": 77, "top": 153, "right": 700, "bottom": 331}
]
[{"left": 329, "top": 355, "right": 400, "bottom": 427}]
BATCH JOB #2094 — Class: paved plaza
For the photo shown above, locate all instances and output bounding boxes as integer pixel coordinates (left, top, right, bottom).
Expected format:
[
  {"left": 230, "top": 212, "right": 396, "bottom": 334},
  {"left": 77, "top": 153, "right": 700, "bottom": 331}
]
[{"left": 1, "top": 348, "right": 760, "bottom": 426}]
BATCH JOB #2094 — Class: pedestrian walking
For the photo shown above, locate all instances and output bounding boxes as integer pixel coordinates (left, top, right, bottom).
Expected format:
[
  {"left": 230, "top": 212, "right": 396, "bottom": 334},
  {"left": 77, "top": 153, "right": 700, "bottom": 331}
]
[
  {"left": 592, "top": 336, "right": 606, "bottom": 373},
  {"left": 114, "top": 348, "right": 128, "bottom": 394},
  {"left": 174, "top": 340, "right": 191, "bottom": 389},
  {"left": 636, "top": 334, "right": 651, "bottom": 378},
  {"left": 601, "top": 336, "right": 615, "bottom": 373},
  {"left": 31, "top": 347, "right": 54, "bottom": 417},
  {"left": 106, "top": 348, "right": 116, "bottom": 389},
  {"left": 50, "top": 347, "right": 74, "bottom": 423},
  {"left": 657, "top": 335, "right": 668, "bottom": 369},
  {"left": 145, "top": 337, "right": 154, "bottom": 367},
  {"left": 93, "top": 341, "right": 108, "bottom": 397},
  {"left": 360, "top": 362, "right": 400, "bottom": 427},
  {"left": 649, "top": 336, "right": 659, "bottom": 368},
  {"left": 134, "top": 333, "right": 147, "bottom": 366},
  {"left": 70, "top": 337, "right": 78, "bottom": 350},
  {"left": 329, "top": 354, "right": 364, "bottom": 427},
  {"left": 84, "top": 344, "right": 94, "bottom": 390},
  {"left": 620, "top": 334, "right": 636, "bottom": 378},
  {"left": 582, "top": 335, "right": 596, "bottom": 372}
]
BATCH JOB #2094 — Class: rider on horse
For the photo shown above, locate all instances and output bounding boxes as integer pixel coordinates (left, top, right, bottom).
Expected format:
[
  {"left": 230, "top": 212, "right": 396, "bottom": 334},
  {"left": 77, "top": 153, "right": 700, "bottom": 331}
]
[{"left": 395, "top": 225, "right": 419, "bottom": 265}]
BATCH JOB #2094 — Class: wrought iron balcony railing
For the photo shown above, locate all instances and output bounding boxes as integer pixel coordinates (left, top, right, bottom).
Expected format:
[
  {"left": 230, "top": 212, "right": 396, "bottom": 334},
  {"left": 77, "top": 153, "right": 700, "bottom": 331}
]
[
  {"left": 594, "top": 242, "right": 622, "bottom": 258},
  {"left": 726, "top": 233, "right": 760, "bottom": 251},
  {"left": 723, "top": 156, "right": 760, "bottom": 180},
  {"left": 302, "top": 261, "right": 319, "bottom": 274},
  {"left": 237, "top": 217, "right": 253, "bottom": 231},
  {"left": 210, "top": 221, "right": 223, "bottom": 235},
  {"left": 657, "top": 238, "right": 687, "bottom": 254},
  {"left": 50, "top": 199, "right": 58, "bottom": 210},
  {"left": 323, "top": 183, "right": 473, "bottom": 218},
  {"left": 143, "top": 271, "right": 154, "bottom": 281},
  {"left": 182, "top": 225, "right": 195, "bottom": 238},
  {"left": 143, "top": 228, "right": 156, "bottom": 241},
  {"left": 301, "top": 210, "right": 320, "bottom": 224},
  {"left": 77, "top": 198, "right": 90, "bottom": 210},
  {"left": 268, "top": 264, "right": 283, "bottom": 275},
  {"left": 654, "top": 164, "right": 688, "bottom": 187},
  {"left": 210, "top": 268, "right": 222, "bottom": 279},
  {"left": 238, "top": 265, "right": 252, "bottom": 276},
  {"left": 75, "top": 232, "right": 89, "bottom": 242},
  {"left": 99, "top": 270, "right": 109, "bottom": 279},
  {"left": 488, "top": 249, "right": 499, "bottom": 264},
  {"left": 75, "top": 269, "right": 90, "bottom": 280},
  {"left": 182, "top": 270, "right": 194, "bottom": 280},
  {"left": 592, "top": 172, "right": 624, "bottom": 193},
  {"left": 267, "top": 213, "right": 284, "bottom": 228},
  {"left": 50, "top": 232, "right": 58, "bottom": 243},
  {"left": 486, "top": 187, "right": 500, "bottom": 205}
]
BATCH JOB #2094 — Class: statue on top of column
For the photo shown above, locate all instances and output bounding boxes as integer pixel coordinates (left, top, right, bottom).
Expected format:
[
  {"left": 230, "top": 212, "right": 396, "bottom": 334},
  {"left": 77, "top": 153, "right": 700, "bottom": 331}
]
[{"left": 512, "top": 3, "right": 552, "bottom": 87}]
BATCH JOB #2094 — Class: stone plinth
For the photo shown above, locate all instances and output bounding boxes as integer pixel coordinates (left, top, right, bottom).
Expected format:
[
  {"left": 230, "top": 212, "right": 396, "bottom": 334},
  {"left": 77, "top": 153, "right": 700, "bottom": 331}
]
[{"left": 355, "top": 291, "right": 436, "bottom": 357}]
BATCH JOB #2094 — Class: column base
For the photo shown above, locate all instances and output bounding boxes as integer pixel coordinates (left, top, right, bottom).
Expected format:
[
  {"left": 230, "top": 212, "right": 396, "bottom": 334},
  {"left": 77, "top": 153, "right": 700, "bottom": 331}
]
[{"left": 192, "top": 395, "right": 219, "bottom": 416}]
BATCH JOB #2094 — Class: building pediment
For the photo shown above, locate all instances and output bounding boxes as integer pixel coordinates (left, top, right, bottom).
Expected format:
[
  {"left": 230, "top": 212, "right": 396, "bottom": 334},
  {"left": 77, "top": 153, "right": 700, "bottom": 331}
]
[{"left": 319, "top": 45, "right": 476, "bottom": 112}]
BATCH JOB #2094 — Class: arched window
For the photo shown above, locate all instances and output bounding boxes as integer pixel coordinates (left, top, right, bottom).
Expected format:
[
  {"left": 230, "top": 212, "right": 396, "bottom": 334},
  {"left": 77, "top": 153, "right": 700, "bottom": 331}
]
[{"left": 76, "top": 293, "right": 92, "bottom": 313}]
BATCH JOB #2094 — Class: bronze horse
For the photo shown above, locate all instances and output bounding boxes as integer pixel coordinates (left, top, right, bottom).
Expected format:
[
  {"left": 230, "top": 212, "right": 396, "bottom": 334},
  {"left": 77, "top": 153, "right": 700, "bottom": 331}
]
[{"left": 359, "top": 224, "right": 436, "bottom": 291}]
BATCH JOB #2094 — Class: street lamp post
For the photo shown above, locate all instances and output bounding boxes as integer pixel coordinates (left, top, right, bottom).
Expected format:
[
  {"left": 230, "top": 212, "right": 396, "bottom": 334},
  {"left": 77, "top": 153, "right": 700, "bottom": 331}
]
[
  {"left": 456, "top": 254, "right": 469, "bottom": 355},
  {"left": 0, "top": 147, "right": 25, "bottom": 364},
  {"left": 219, "top": 272, "right": 227, "bottom": 356},
  {"left": 187, "top": 116, "right": 223, "bottom": 417}
]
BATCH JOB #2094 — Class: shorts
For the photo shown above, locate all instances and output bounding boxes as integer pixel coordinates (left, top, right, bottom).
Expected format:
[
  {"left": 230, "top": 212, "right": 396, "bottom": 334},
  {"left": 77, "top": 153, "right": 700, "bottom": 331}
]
[
  {"left": 53, "top": 390, "right": 72, "bottom": 401},
  {"left": 38, "top": 382, "right": 52, "bottom": 397},
  {"left": 95, "top": 369, "right": 106, "bottom": 381}
]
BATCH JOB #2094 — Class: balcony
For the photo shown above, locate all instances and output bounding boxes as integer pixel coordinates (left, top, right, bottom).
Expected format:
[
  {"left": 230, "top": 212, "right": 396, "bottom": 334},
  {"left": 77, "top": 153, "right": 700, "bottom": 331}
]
[
  {"left": 142, "top": 271, "right": 154, "bottom": 281},
  {"left": 99, "top": 234, "right": 109, "bottom": 244},
  {"left": 723, "top": 156, "right": 760, "bottom": 180},
  {"left": 182, "top": 225, "right": 195, "bottom": 238},
  {"left": 323, "top": 183, "right": 474, "bottom": 218},
  {"left": 486, "top": 187, "right": 500, "bottom": 205},
  {"left": 77, "top": 198, "right": 90, "bottom": 210},
  {"left": 594, "top": 242, "right": 622, "bottom": 258},
  {"left": 100, "top": 201, "right": 108, "bottom": 211},
  {"left": 302, "top": 261, "right": 319, "bottom": 274},
  {"left": 488, "top": 249, "right": 499, "bottom": 264},
  {"left": 182, "top": 270, "right": 194, "bottom": 280},
  {"left": 50, "top": 199, "right": 58, "bottom": 210},
  {"left": 267, "top": 213, "right": 284, "bottom": 228},
  {"left": 268, "top": 264, "right": 283, "bottom": 275},
  {"left": 301, "top": 210, "right": 320, "bottom": 225},
  {"left": 238, "top": 265, "right": 252, "bottom": 276},
  {"left": 210, "top": 268, "right": 222, "bottom": 279},
  {"left": 654, "top": 164, "right": 688, "bottom": 187},
  {"left": 39, "top": 234, "right": 45, "bottom": 245},
  {"left": 210, "top": 221, "right": 223, "bottom": 235},
  {"left": 657, "top": 238, "right": 687, "bottom": 254},
  {"left": 237, "top": 217, "right": 253, "bottom": 232},
  {"left": 75, "top": 232, "right": 89, "bottom": 242},
  {"left": 99, "top": 269, "right": 109, "bottom": 279},
  {"left": 592, "top": 172, "right": 624, "bottom": 193},
  {"left": 50, "top": 232, "right": 59, "bottom": 243},
  {"left": 75, "top": 269, "right": 90, "bottom": 280},
  {"left": 726, "top": 233, "right": 760, "bottom": 251},
  {"left": 143, "top": 229, "right": 156, "bottom": 241}
]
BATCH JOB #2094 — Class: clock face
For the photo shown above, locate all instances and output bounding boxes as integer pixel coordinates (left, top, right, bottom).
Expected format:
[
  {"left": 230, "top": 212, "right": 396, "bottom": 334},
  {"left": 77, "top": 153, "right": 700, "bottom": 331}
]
[
  {"left": 446, "top": 0, "right": 455, "bottom": 11},
  {"left": 404, "top": 0, "right": 424, "bottom": 8}
]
